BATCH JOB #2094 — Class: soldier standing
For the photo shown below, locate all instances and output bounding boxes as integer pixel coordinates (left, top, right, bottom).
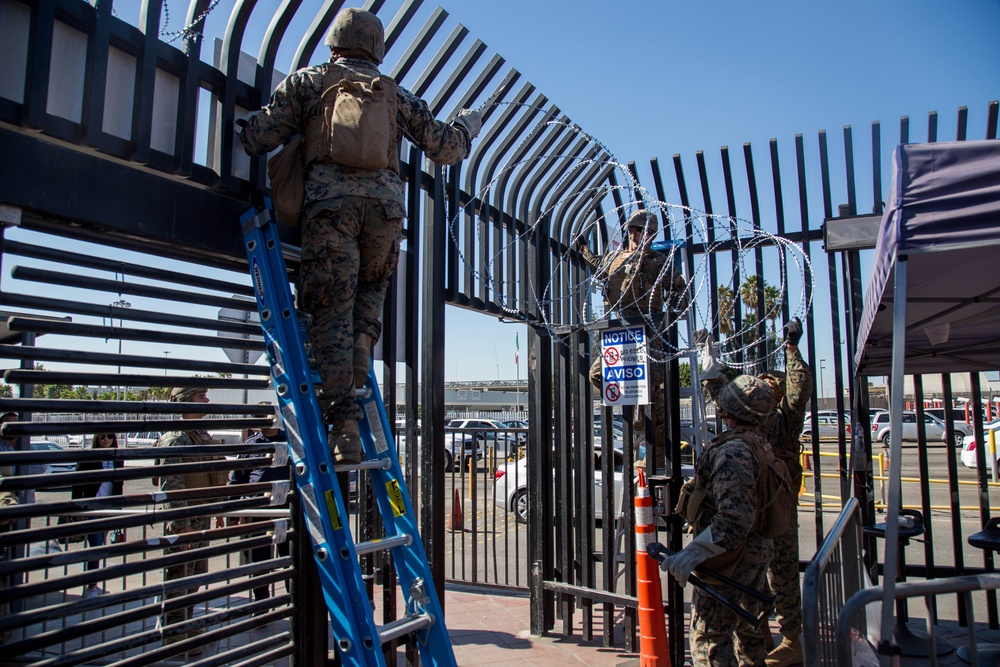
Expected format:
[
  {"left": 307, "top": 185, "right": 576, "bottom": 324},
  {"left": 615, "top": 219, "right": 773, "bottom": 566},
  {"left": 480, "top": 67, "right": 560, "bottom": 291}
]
[
  {"left": 579, "top": 210, "right": 688, "bottom": 470},
  {"left": 155, "top": 387, "right": 229, "bottom": 646},
  {"left": 238, "top": 8, "right": 482, "bottom": 464},
  {"left": 759, "top": 319, "right": 813, "bottom": 666},
  {"left": 663, "top": 373, "right": 775, "bottom": 666}
]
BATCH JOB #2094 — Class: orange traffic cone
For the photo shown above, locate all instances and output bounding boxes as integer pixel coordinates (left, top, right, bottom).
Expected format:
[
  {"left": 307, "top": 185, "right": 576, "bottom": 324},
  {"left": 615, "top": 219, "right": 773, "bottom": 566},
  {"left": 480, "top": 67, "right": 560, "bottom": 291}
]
[
  {"left": 635, "top": 469, "right": 670, "bottom": 666},
  {"left": 802, "top": 451, "right": 811, "bottom": 471},
  {"left": 448, "top": 487, "right": 464, "bottom": 532}
]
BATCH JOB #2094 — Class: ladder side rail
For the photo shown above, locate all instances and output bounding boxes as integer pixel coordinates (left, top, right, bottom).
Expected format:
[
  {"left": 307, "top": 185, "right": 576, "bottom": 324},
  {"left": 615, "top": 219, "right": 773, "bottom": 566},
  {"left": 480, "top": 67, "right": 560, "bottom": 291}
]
[{"left": 240, "top": 204, "right": 384, "bottom": 667}]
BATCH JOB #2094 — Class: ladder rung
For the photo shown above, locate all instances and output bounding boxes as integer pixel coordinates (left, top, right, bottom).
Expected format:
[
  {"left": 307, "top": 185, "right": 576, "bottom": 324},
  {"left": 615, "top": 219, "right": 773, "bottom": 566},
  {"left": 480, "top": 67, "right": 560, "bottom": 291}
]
[
  {"left": 355, "top": 533, "right": 413, "bottom": 557},
  {"left": 335, "top": 458, "right": 392, "bottom": 473},
  {"left": 378, "top": 612, "right": 434, "bottom": 644}
]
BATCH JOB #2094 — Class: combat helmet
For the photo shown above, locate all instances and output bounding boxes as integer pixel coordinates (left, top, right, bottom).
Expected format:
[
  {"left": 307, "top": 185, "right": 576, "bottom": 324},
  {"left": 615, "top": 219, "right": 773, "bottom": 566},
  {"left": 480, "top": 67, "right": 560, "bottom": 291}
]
[
  {"left": 170, "top": 387, "right": 208, "bottom": 402},
  {"left": 759, "top": 369, "right": 787, "bottom": 405},
  {"left": 626, "top": 209, "right": 658, "bottom": 235},
  {"left": 716, "top": 374, "right": 774, "bottom": 426},
  {"left": 325, "top": 8, "right": 385, "bottom": 64}
]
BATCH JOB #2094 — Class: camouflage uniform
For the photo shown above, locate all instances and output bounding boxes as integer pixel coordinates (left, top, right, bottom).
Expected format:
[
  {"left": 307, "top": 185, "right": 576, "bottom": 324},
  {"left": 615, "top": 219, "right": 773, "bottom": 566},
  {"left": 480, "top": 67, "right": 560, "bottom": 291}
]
[
  {"left": 763, "top": 347, "right": 813, "bottom": 643},
  {"left": 689, "top": 384, "right": 774, "bottom": 666},
  {"left": 582, "top": 221, "right": 687, "bottom": 469},
  {"left": 156, "top": 428, "right": 228, "bottom": 642},
  {"left": 239, "top": 54, "right": 472, "bottom": 425}
]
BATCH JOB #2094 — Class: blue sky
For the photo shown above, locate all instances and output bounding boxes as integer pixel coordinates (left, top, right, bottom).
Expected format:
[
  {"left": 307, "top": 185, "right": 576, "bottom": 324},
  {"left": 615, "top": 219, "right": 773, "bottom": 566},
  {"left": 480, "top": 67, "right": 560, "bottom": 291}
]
[
  {"left": 437, "top": 0, "right": 999, "bottom": 383},
  {"left": 6, "top": 1, "right": 998, "bottom": 391}
]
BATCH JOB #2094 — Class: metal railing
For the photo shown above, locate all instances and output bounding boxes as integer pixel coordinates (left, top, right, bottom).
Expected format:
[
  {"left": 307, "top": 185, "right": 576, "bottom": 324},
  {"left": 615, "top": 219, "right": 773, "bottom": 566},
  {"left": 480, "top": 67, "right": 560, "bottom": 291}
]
[
  {"left": 836, "top": 574, "right": 1000, "bottom": 666},
  {"left": 803, "top": 497, "right": 866, "bottom": 665}
]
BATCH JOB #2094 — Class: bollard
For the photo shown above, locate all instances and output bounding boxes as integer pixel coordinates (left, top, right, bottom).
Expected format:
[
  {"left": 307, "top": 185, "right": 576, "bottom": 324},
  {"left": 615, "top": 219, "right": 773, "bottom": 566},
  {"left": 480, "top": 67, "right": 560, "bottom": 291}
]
[{"left": 635, "top": 469, "right": 670, "bottom": 666}]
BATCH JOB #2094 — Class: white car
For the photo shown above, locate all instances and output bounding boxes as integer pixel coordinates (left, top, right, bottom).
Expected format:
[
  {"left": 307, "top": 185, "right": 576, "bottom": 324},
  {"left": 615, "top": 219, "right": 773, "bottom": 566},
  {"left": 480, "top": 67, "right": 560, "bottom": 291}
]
[
  {"left": 123, "top": 431, "right": 163, "bottom": 447},
  {"left": 493, "top": 445, "right": 628, "bottom": 524},
  {"left": 493, "top": 444, "right": 693, "bottom": 524},
  {"left": 871, "top": 410, "right": 971, "bottom": 447},
  {"left": 960, "top": 420, "right": 1000, "bottom": 469},
  {"left": 27, "top": 440, "right": 77, "bottom": 475},
  {"left": 446, "top": 418, "right": 519, "bottom": 458}
]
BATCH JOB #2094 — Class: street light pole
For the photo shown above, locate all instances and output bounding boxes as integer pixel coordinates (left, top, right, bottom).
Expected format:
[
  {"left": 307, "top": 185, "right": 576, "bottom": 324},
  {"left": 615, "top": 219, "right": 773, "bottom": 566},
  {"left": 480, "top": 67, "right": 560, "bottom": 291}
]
[
  {"left": 819, "top": 359, "right": 827, "bottom": 405},
  {"left": 163, "top": 351, "right": 170, "bottom": 376}
]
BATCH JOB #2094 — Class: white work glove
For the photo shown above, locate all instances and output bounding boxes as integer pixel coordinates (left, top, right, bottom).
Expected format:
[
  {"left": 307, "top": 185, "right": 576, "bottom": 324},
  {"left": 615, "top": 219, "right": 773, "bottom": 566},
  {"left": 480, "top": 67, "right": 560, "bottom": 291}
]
[
  {"left": 659, "top": 526, "right": 725, "bottom": 587},
  {"left": 453, "top": 108, "right": 482, "bottom": 140},
  {"left": 693, "top": 329, "right": 724, "bottom": 382}
]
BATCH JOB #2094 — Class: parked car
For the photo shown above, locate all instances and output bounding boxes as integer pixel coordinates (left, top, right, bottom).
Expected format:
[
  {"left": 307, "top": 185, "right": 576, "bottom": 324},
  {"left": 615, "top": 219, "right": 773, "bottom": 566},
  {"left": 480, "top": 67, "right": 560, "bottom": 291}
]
[
  {"left": 446, "top": 418, "right": 519, "bottom": 457},
  {"left": 960, "top": 419, "right": 1000, "bottom": 469},
  {"left": 871, "top": 411, "right": 971, "bottom": 447},
  {"left": 493, "top": 444, "right": 627, "bottom": 524},
  {"left": 124, "top": 431, "right": 162, "bottom": 447},
  {"left": 493, "top": 444, "right": 693, "bottom": 524},
  {"left": 923, "top": 408, "right": 976, "bottom": 441},
  {"left": 27, "top": 440, "right": 77, "bottom": 475},
  {"left": 801, "top": 411, "right": 845, "bottom": 440},
  {"left": 501, "top": 420, "right": 528, "bottom": 444}
]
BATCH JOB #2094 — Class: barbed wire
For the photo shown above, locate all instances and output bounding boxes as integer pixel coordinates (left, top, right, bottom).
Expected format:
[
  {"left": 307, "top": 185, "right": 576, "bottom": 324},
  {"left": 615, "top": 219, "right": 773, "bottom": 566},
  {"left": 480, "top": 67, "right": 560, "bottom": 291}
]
[
  {"left": 158, "top": 0, "right": 223, "bottom": 43},
  {"left": 447, "top": 101, "right": 814, "bottom": 370}
]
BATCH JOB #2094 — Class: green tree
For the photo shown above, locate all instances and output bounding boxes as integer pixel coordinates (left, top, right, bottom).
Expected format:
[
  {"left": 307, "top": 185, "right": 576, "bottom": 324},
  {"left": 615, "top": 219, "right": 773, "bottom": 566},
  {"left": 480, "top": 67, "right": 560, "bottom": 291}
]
[{"left": 717, "top": 285, "right": 736, "bottom": 335}]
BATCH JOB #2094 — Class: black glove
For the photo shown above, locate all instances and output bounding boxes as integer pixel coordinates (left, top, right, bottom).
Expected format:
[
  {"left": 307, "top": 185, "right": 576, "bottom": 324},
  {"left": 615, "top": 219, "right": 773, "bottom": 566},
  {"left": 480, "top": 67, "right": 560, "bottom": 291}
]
[{"left": 784, "top": 317, "right": 803, "bottom": 345}]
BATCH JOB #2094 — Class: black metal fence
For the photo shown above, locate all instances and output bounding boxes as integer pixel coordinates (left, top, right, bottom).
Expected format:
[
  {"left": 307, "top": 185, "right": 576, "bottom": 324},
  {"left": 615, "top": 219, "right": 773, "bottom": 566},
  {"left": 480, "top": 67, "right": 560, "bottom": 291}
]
[{"left": 1, "top": 0, "right": 1000, "bottom": 663}]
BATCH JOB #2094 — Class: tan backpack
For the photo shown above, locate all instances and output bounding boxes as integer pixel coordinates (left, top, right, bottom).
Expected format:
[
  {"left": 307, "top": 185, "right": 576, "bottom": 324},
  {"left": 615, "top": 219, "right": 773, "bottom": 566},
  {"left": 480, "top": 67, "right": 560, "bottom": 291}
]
[
  {"left": 675, "top": 428, "right": 796, "bottom": 540},
  {"left": 267, "top": 63, "right": 399, "bottom": 226}
]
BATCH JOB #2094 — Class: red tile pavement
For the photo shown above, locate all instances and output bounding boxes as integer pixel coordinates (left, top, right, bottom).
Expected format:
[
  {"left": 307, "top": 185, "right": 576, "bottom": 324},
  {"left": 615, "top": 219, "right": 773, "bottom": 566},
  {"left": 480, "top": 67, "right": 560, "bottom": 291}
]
[{"left": 438, "top": 587, "right": 642, "bottom": 666}]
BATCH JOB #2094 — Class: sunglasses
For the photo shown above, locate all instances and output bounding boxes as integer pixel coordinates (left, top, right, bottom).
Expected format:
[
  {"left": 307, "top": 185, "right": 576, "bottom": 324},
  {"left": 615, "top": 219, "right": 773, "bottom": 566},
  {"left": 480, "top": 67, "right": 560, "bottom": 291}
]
[{"left": 97, "top": 433, "right": 116, "bottom": 440}]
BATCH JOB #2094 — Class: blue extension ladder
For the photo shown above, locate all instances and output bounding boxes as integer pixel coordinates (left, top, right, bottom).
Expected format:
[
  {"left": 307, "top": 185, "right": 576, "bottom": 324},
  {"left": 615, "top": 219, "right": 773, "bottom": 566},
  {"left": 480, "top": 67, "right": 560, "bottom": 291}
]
[{"left": 239, "top": 198, "right": 456, "bottom": 667}]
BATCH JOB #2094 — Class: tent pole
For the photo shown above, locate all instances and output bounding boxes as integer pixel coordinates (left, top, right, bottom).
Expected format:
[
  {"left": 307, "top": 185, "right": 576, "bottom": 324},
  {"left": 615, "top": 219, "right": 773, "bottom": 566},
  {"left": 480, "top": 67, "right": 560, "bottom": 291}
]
[{"left": 880, "top": 256, "right": 907, "bottom": 664}]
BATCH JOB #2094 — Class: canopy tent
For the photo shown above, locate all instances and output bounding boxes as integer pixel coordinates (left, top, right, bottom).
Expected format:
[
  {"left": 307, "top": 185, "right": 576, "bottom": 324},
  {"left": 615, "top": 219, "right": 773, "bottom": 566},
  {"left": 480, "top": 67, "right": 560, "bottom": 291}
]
[
  {"left": 853, "top": 139, "right": 1000, "bottom": 661},
  {"left": 855, "top": 140, "right": 1000, "bottom": 377}
]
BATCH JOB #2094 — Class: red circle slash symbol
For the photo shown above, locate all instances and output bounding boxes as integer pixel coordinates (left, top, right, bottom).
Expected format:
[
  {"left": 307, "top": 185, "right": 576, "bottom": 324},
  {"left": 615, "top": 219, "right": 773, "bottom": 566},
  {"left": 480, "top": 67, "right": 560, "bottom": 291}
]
[
  {"left": 605, "top": 383, "right": 621, "bottom": 402},
  {"left": 604, "top": 348, "right": 620, "bottom": 365}
]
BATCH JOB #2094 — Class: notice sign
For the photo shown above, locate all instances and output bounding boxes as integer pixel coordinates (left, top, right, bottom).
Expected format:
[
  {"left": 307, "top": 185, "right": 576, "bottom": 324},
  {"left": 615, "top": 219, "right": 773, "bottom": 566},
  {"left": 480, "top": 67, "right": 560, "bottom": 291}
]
[{"left": 600, "top": 325, "right": 649, "bottom": 406}]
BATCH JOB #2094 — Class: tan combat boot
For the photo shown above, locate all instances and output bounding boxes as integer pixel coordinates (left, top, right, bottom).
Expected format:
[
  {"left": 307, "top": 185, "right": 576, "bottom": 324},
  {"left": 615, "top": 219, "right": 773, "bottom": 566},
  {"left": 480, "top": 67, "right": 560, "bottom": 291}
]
[
  {"left": 354, "top": 333, "right": 373, "bottom": 388},
  {"left": 329, "top": 419, "right": 364, "bottom": 465},
  {"left": 765, "top": 636, "right": 803, "bottom": 667}
]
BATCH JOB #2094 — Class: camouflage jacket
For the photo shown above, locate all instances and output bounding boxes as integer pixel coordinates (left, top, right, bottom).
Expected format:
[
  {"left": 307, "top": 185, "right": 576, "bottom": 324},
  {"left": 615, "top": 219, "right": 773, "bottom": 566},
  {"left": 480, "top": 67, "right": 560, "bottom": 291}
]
[
  {"left": 692, "top": 426, "right": 763, "bottom": 551},
  {"left": 765, "top": 345, "right": 813, "bottom": 468},
  {"left": 240, "top": 56, "right": 472, "bottom": 207},
  {"left": 155, "top": 429, "right": 228, "bottom": 502},
  {"left": 580, "top": 244, "right": 687, "bottom": 319}
]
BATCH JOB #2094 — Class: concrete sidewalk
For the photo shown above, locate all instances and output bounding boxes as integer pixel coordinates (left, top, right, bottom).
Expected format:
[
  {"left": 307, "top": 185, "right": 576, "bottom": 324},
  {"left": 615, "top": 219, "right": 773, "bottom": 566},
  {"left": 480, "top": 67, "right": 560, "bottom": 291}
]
[{"left": 440, "top": 586, "right": 639, "bottom": 666}]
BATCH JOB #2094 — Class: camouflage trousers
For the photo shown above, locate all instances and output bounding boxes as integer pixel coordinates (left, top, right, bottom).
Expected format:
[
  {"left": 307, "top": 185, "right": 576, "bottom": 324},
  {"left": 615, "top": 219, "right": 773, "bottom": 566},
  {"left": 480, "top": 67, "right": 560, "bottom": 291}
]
[
  {"left": 299, "top": 197, "right": 403, "bottom": 422},
  {"left": 767, "top": 458, "right": 803, "bottom": 639},
  {"left": 161, "top": 517, "right": 211, "bottom": 642},
  {"left": 690, "top": 534, "right": 773, "bottom": 666}
]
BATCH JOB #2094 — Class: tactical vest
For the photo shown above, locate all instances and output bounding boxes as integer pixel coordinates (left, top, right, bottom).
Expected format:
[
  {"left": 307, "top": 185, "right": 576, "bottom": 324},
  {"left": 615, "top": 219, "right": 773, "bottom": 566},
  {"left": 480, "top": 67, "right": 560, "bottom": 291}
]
[
  {"left": 304, "top": 63, "right": 399, "bottom": 172},
  {"left": 673, "top": 427, "right": 793, "bottom": 579},
  {"left": 604, "top": 249, "right": 665, "bottom": 315},
  {"left": 152, "top": 430, "right": 229, "bottom": 490}
]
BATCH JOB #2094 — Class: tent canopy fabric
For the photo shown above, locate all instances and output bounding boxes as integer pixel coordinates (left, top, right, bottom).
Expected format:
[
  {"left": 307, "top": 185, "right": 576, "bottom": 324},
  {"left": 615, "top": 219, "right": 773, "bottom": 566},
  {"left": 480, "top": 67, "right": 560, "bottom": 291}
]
[{"left": 854, "top": 140, "right": 1000, "bottom": 377}]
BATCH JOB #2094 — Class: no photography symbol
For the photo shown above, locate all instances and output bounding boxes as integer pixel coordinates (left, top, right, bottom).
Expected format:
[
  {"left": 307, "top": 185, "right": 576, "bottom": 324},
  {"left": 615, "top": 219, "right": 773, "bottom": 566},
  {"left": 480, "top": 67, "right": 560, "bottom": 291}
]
[
  {"left": 605, "top": 383, "right": 621, "bottom": 402},
  {"left": 603, "top": 348, "right": 620, "bottom": 365}
]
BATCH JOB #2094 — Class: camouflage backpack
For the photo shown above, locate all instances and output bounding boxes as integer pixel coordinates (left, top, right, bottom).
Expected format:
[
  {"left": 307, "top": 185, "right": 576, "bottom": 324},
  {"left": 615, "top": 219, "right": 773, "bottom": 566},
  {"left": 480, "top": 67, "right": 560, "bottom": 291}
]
[
  {"left": 675, "top": 428, "right": 795, "bottom": 540},
  {"left": 267, "top": 63, "right": 399, "bottom": 227}
]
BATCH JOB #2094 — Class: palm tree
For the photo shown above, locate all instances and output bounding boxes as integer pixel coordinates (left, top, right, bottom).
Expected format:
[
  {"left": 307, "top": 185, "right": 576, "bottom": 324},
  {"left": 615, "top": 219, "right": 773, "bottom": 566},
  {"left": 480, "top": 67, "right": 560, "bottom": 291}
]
[
  {"left": 763, "top": 285, "right": 781, "bottom": 333},
  {"left": 717, "top": 285, "right": 736, "bottom": 335},
  {"left": 740, "top": 274, "right": 760, "bottom": 316}
]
